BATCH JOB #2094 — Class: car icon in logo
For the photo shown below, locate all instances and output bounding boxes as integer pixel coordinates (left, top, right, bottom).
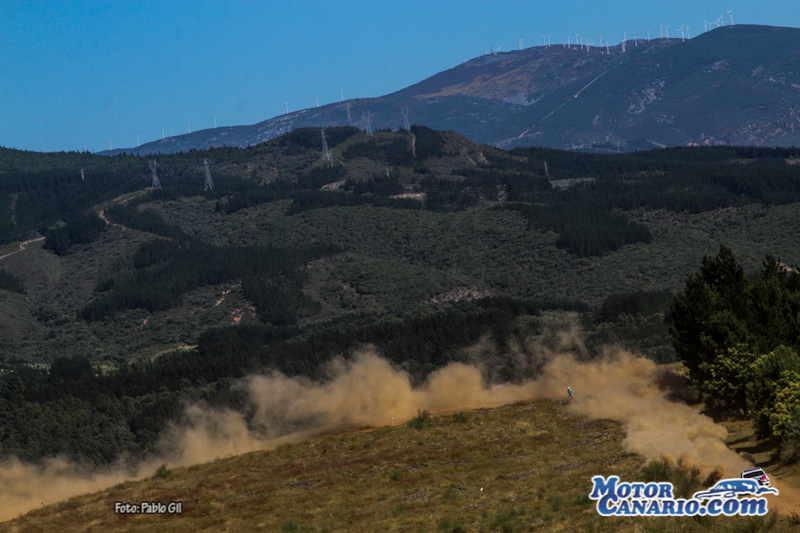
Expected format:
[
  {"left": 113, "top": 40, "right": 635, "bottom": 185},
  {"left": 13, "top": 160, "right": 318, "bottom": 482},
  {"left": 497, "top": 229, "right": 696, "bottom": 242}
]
[{"left": 693, "top": 478, "right": 779, "bottom": 500}]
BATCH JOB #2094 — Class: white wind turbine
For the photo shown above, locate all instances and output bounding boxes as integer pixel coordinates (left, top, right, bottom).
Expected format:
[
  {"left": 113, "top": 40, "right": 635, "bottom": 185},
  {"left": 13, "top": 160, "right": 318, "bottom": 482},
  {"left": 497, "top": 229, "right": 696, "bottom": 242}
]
[
  {"left": 728, "top": 9, "right": 734, "bottom": 25},
  {"left": 678, "top": 26, "right": 685, "bottom": 41}
]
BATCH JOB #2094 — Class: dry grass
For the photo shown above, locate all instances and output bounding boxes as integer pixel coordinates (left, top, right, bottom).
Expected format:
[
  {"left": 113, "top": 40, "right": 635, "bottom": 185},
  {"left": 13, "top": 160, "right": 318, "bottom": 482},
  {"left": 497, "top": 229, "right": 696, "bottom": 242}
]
[
  {"left": 4, "top": 400, "right": 795, "bottom": 532},
  {"left": 2, "top": 400, "right": 643, "bottom": 532}
]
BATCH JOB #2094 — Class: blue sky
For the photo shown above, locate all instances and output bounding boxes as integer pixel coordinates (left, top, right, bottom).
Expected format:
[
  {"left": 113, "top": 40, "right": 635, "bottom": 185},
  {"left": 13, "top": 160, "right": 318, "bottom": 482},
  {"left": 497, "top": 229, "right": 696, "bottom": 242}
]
[{"left": 2, "top": 1, "right": 799, "bottom": 153}]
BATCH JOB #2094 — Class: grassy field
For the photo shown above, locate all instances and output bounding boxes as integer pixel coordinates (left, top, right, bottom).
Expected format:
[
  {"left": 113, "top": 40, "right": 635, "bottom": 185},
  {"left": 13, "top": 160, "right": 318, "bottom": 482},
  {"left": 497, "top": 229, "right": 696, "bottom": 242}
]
[{"left": 4, "top": 399, "right": 796, "bottom": 532}]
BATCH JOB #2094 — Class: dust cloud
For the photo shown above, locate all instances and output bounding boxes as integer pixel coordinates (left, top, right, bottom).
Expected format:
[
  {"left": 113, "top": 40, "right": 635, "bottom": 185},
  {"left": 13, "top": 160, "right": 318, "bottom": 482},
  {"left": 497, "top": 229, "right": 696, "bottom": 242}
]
[
  {"left": 0, "top": 343, "right": 748, "bottom": 522},
  {"left": 536, "top": 348, "right": 750, "bottom": 474}
]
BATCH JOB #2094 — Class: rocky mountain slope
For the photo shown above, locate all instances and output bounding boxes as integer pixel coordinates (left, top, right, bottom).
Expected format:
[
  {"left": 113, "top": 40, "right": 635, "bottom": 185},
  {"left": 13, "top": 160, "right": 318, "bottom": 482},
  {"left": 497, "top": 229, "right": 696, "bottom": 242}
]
[{"left": 106, "top": 25, "right": 800, "bottom": 155}]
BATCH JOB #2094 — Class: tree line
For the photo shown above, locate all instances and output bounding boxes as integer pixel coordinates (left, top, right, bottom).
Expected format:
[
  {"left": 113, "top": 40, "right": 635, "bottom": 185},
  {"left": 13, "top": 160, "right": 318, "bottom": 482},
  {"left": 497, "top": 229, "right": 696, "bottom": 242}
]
[
  {"left": 670, "top": 246, "right": 800, "bottom": 462},
  {"left": 0, "top": 296, "right": 540, "bottom": 464}
]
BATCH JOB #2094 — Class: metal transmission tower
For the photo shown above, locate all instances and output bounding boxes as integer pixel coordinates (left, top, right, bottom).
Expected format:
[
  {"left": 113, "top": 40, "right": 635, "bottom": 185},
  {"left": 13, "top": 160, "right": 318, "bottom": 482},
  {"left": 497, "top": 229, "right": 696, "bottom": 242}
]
[
  {"left": 203, "top": 159, "right": 214, "bottom": 191},
  {"left": 401, "top": 107, "right": 410, "bottom": 130},
  {"left": 320, "top": 129, "right": 333, "bottom": 166},
  {"left": 148, "top": 160, "right": 162, "bottom": 189},
  {"left": 362, "top": 111, "right": 373, "bottom": 136}
]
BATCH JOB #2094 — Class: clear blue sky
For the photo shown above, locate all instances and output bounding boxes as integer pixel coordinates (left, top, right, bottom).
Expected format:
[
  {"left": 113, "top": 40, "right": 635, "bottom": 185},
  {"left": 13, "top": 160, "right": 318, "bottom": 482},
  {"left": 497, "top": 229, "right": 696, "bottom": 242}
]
[{"left": 2, "top": 0, "right": 798, "bottom": 153}]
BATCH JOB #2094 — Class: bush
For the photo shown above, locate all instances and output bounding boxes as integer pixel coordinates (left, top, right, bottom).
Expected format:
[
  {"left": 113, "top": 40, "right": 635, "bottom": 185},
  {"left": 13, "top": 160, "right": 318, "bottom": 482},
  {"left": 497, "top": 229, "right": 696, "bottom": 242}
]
[
  {"left": 408, "top": 409, "right": 432, "bottom": 428},
  {"left": 452, "top": 411, "right": 469, "bottom": 423},
  {"left": 151, "top": 463, "right": 171, "bottom": 480}
]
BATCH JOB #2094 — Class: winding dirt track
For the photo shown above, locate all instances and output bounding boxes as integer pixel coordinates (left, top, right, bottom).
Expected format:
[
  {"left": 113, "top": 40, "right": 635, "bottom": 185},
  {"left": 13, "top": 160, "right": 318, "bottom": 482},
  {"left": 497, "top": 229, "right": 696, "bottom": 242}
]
[{"left": 0, "top": 236, "right": 45, "bottom": 262}]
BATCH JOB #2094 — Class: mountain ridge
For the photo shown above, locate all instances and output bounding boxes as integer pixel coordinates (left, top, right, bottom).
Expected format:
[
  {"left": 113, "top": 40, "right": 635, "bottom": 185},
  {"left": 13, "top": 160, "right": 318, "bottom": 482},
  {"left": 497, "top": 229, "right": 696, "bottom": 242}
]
[{"left": 104, "top": 24, "right": 800, "bottom": 156}]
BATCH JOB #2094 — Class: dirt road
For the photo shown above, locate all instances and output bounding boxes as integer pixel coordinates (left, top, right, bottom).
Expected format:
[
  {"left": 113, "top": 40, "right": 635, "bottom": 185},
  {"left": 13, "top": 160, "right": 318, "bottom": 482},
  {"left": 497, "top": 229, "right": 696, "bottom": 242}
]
[
  {"left": 0, "top": 236, "right": 45, "bottom": 262},
  {"left": 768, "top": 477, "right": 800, "bottom": 518}
]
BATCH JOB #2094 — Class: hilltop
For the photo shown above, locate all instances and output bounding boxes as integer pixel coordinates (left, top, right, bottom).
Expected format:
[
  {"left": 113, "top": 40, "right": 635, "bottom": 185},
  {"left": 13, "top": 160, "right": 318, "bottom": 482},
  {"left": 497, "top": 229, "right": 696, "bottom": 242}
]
[{"left": 106, "top": 25, "right": 800, "bottom": 155}]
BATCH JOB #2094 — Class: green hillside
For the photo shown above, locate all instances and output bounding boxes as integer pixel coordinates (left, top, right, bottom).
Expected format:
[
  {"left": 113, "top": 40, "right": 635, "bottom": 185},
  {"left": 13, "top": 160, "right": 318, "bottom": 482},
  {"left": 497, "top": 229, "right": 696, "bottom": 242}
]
[{"left": 0, "top": 126, "right": 799, "bottom": 470}]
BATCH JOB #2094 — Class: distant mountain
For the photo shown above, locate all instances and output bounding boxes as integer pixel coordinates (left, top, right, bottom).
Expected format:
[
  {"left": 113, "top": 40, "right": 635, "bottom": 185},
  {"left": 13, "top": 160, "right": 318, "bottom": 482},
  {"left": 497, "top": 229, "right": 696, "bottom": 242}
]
[{"left": 105, "top": 24, "right": 800, "bottom": 155}]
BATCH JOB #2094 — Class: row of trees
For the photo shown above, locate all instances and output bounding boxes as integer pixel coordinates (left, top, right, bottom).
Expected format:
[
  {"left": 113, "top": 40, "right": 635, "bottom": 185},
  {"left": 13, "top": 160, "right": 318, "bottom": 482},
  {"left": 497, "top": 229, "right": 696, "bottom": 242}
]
[
  {"left": 43, "top": 211, "right": 106, "bottom": 255},
  {"left": 81, "top": 239, "right": 337, "bottom": 322},
  {"left": 0, "top": 297, "right": 539, "bottom": 464},
  {"left": 670, "top": 246, "right": 800, "bottom": 460},
  {"left": 504, "top": 203, "right": 653, "bottom": 257}
]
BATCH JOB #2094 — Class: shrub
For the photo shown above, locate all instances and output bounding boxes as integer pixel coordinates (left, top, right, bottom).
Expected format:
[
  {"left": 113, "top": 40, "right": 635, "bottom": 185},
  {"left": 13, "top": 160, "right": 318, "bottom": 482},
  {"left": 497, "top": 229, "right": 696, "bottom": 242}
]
[
  {"left": 151, "top": 463, "right": 171, "bottom": 480},
  {"left": 408, "top": 409, "right": 432, "bottom": 428}
]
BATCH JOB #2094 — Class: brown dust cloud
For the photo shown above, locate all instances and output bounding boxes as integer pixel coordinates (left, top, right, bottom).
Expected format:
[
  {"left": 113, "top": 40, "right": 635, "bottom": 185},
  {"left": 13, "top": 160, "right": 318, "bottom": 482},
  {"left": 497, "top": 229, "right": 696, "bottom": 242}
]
[{"left": 0, "top": 341, "right": 749, "bottom": 522}]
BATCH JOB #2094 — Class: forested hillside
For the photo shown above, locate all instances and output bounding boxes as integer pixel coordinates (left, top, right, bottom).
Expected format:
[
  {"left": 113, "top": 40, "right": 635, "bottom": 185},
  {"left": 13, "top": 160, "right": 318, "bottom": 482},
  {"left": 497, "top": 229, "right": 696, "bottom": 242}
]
[{"left": 0, "top": 126, "right": 799, "bottom": 466}]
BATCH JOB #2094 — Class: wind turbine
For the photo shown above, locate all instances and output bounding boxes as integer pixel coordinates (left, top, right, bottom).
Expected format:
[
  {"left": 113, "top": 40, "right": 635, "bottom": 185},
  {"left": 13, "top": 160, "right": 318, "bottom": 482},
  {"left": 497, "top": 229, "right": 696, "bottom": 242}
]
[
  {"left": 285, "top": 102, "right": 289, "bottom": 114},
  {"left": 664, "top": 26, "right": 669, "bottom": 39},
  {"left": 519, "top": 38, "right": 523, "bottom": 50},
  {"left": 659, "top": 25, "right": 663, "bottom": 38},
  {"left": 542, "top": 35, "right": 548, "bottom": 46},
  {"left": 646, "top": 29, "right": 651, "bottom": 42},
  {"left": 728, "top": 9, "right": 733, "bottom": 25},
  {"left": 315, "top": 95, "right": 319, "bottom": 108},
  {"left": 685, "top": 26, "right": 690, "bottom": 39},
  {"left": 704, "top": 20, "right": 708, "bottom": 32},
  {"left": 633, "top": 34, "right": 638, "bottom": 47},
  {"left": 187, "top": 121, "right": 191, "bottom": 133},
  {"left": 136, "top": 134, "right": 140, "bottom": 147},
  {"left": 214, "top": 117, "right": 217, "bottom": 128},
  {"left": 678, "top": 26, "right": 685, "bottom": 42}
]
